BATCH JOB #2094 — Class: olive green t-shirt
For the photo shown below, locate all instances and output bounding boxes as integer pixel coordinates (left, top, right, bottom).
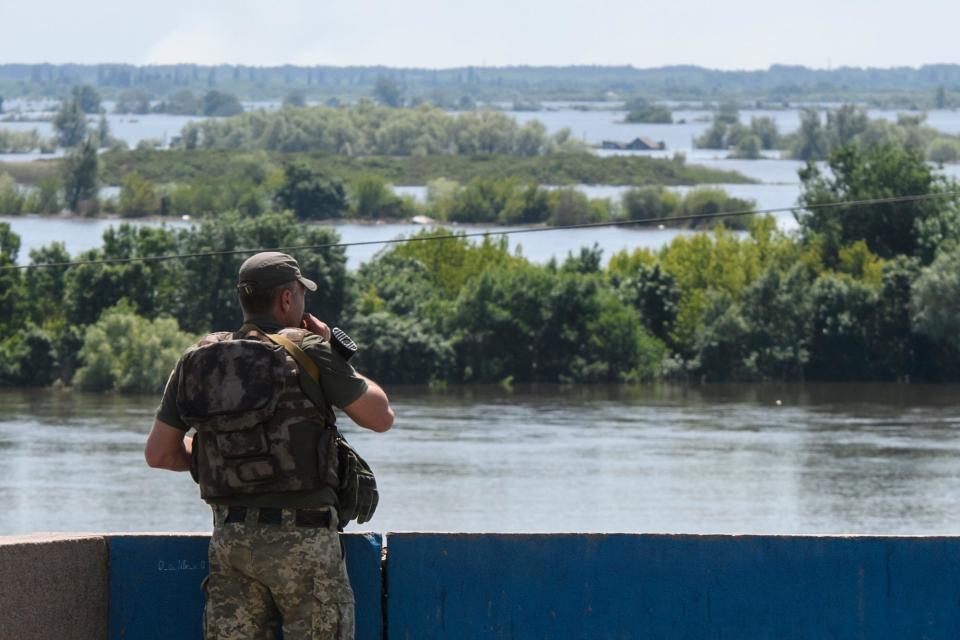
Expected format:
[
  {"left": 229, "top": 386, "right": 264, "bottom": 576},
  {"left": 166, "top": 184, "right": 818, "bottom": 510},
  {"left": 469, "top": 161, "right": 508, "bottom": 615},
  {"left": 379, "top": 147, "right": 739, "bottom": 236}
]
[{"left": 155, "top": 314, "right": 368, "bottom": 508}]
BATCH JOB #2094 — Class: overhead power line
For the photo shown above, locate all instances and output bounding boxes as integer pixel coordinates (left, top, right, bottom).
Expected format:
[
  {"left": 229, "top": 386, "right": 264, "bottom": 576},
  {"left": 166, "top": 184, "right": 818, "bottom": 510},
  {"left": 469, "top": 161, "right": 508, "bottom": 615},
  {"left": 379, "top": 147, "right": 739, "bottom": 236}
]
[{"left": 3, "top": 191, "right": 959, "bottom": 272}]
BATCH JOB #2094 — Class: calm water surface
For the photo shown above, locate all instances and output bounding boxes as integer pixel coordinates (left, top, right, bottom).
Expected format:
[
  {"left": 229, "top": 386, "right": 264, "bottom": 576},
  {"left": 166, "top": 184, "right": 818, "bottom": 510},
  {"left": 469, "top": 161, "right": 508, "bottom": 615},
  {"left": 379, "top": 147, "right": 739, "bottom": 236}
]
[
  {"left": 1, "top": 385, "right": 958, "bottom": 536},
  {"left": 0, "top": 216, "right": 701, "bottom": 268}
]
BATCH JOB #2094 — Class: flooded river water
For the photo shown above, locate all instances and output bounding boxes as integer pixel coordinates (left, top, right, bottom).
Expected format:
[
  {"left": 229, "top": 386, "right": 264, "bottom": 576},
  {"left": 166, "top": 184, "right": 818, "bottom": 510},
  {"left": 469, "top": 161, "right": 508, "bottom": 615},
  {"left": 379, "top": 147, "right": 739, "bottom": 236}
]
[{"left": 1, "top": 384, "right": 958, "bottom": 536}]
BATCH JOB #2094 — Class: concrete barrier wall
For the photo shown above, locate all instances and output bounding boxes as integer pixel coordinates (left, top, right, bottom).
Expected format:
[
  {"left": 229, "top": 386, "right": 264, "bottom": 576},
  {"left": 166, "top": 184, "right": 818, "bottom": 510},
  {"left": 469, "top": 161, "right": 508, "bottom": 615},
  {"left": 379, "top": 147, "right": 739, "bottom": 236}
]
[
  {"left": 107, "top": 533, "right": 383, "bottom": 640},
  {"left": 4, "top": 532, "right": 960, "bottom": 639},
  {"left": 387, "top": 533, "right": 960, "bottom": 639},
  {"left": 0, "top": 534, "right": 109, "bottom": 640}
]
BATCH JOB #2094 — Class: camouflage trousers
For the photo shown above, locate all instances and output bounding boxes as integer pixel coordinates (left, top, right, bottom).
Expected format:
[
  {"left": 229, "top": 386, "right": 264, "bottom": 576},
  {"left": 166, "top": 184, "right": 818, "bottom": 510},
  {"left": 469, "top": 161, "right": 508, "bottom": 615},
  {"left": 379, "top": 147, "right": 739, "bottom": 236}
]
[{"left": 203, "top": 505, "right": 355, "bottom": 640}]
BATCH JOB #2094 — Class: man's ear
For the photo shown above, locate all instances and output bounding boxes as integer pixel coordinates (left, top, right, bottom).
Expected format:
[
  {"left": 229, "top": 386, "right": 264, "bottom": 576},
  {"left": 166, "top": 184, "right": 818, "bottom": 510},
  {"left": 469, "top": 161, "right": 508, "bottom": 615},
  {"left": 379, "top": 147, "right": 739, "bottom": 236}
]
[{"left": 278, "top": 287, "right": 292, "bottom": 312}]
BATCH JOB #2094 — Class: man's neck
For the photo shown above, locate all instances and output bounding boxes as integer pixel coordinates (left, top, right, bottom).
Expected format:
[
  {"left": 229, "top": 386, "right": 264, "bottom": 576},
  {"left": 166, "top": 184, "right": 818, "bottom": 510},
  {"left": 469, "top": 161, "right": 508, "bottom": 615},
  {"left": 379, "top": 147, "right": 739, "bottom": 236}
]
[{"left": 241, "top": 313, "right": 288, "bottom": 332}]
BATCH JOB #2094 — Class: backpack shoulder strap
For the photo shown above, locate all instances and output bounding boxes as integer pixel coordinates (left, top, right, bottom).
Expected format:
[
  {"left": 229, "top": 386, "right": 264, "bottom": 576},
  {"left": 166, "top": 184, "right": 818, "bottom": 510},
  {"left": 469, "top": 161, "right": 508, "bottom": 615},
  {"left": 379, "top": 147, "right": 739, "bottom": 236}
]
[
  {"left": 237, "top": 322, "right": 320, "bottom": 384},
  {"left": 266, "top": 332, "right": 321, "bottom": 384}
]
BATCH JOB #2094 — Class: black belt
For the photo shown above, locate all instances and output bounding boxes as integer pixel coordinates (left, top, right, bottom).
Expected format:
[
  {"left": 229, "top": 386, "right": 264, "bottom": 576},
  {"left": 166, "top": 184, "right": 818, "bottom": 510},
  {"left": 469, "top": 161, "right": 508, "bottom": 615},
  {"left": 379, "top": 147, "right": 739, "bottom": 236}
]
[{"left": 224, "top": 506, "right": 332, "bottom": 528}]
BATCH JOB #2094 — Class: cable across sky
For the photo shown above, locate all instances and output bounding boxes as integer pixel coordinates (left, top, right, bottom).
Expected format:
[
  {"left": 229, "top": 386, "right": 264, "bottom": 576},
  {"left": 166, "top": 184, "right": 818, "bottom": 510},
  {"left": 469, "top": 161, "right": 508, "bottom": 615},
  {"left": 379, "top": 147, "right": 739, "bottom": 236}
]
[{"left": 2, "top": 191, "right": 958, "bottom": 272}]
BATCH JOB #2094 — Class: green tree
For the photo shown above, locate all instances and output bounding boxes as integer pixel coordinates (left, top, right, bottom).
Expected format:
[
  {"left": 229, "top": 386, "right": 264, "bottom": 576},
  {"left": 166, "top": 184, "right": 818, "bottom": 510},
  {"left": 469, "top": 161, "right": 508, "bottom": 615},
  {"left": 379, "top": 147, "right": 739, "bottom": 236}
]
[
  {"left": 348, "top": 175, "right": 410, "bottom": 219},
  {"left": 624, "top": 100, "right": 672, "bottom": 124},
  {"left": 548, "top": 187, "right": 596, "bottom": 225},
  {"left": 805, "top": 274, "right": 879, "bottom": 380},
  {"left": 873, "top": 256, "right": 945, "bottom": 381},
  {"left": 63, "top": 225, "right": 181, "bottom": 327},
  {"left": 912, "top": 247, "right": 960, "bottom": 351},
  {"left": 202, "top": 90, "right": 243, "bottom": 117},
  {"left": 561, "top": 244, "right": 603, "bottom": 275},
  {"left": 695, "top": 121, "right": 727, "bottom": 149},
  {"left": 373, "top": 76, "right": 403, "bottom": 107},
  {"left": 791, "top": 108, "right": 827, "bottom": 161},
  {"left": 175, "top": 212, "right": 348, "bottom": 333},
  {"left": 95, "top": 114, "right": 111, "bottom": 148},
  {"left": 616, "top": 262, "right": 680, "bottom": 344},
  {"left": 676, "top": 188, "right": 755, "bottom": 230},
  {"left": 24, "top": 176, "right": 62, "bottom": 214},
  {"left": 71, "top": 85, "right": 102, "bottom": 114},
  {"left": 738, "top": 263, "right": 813, "bottom": 379},
  {"left": 274, "top": 161, "right": 347, "bottom": 219},
  {"left": 118, "top": 171, "right": 160, "bottom": 217},
  {"left": 349, "top": 311, "right": 454, "bottom": 384},
  {"left": 621, "top": 186, "right": 677, "bottom": 221},
  {"left": 115, "top": 89, "right": 152, "bottom": 114},
  {"left": 24, "top": 242, "right": 70, "bottom": 324},
  {"left": 825, "top": 104, "right": 869, "bottom": 150},
  {"left": 935, "top": 86, "right": 948, "bottom": 109},
  {"left": 447, "top": 177, "right": 510, "bottom": 223},
  {"left": 0, "top": 173, "right": 24, "bottom": 215},
  {"left": 689, "top": 291, "right": 753, "bottom": 381},
  {"left": 749, "top": 116, "right": 780, "bottom": 149},
  {"left": 160, "top": 89, "right": 199, "bottom": 115},
  {"left": 730, "top": 134, "right": 762, "bottom": 159},
  {"left": 514, "top": 121, "right": 548, "bottom": 156},
  {"left": 0, "top": 324, "right": 59, "bottom": 386},
  {"left": 52, "top": 99, "right": 88, "bottom": 148},
  {"left": 74, "top": 304, "right": 195, "bottom": 393},
  {"left": 928, "top": 139, "right": 959, "bottom": 164},
  {"left": 499, "top": 183, "right": 550, "bottom": 224},
  {"left": 715, "top": 101, "right": 740, "bottom": 125},
  {"left": 0, "top": 223, "right": 23, "bottom": 340},
  {"left": 798, "top": 144, "right": 958, "bottom": 263},
  {"left": 283, "top": 90, "right": 307, "bottom": 108},
  {"left": 62, "top": 139, "right": 99, "bottom": 213}
]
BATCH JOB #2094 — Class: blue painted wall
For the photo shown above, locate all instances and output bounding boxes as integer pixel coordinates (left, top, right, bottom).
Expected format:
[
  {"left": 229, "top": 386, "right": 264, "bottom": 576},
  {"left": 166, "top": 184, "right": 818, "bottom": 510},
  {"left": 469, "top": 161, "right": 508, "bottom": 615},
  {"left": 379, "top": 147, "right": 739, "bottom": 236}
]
[
  {"left": 108, "top": 533, "right": 382, "bottom": 640},
  {"left": 102, "top": 533, "right": 960, "bottom": 639},
  {"left": 386, "top": 533, "right": 960, "bottom": 640}
]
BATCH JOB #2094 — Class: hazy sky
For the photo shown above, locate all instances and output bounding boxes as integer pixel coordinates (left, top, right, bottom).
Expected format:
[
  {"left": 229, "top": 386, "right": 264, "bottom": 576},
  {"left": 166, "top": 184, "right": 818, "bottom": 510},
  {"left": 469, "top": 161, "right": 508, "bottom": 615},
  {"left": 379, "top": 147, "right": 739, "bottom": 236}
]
[{"left": 2, "top": 0, "right": 957, "bottom": 69}]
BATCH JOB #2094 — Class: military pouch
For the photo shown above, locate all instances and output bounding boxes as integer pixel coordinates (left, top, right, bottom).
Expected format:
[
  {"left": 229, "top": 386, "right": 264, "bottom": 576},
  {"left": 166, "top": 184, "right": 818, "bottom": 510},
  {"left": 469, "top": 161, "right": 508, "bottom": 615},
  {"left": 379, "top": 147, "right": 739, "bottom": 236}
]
[
  {"left": 230, "top": 456, "right": 279, "bottom": 485},
  {"left": 335, "top": 435, "right": 379, "bottom": 529},
  {"left": 214, "top": 425, "right": 270, "bottom": 458},
  {"left": 317, "top": 426, "right": 340, "bottom": 489},
  {"left": 177, "top": 340, "right": 287, "bottom": 431}
]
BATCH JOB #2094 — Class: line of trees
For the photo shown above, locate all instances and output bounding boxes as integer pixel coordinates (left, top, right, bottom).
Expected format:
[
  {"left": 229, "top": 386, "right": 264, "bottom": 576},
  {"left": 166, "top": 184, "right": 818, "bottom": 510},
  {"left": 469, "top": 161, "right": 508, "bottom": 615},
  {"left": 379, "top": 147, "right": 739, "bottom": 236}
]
[
  {"left": 1, "top": 143, "right": 959, "bottom": 391},
  {"left": 0, "top": 154, "right": 755, "bottom": 229},
  {"left": 114, "top": 88, "right": 243, "bottom": 117},
  {"left": 0, "top": 144, "right": 751, "bottom": 219},
  {"left": 4, "top": 63, "right": 960, "bottom": 108},
  {"left": 0, "top": 129, "right": 54, "bottom": 154},
  {"left": 177, "top": 103, "right": 588, "bottom": 156},
  {"left": 695, "top": 103, "right": 960, "bottom": 162}
]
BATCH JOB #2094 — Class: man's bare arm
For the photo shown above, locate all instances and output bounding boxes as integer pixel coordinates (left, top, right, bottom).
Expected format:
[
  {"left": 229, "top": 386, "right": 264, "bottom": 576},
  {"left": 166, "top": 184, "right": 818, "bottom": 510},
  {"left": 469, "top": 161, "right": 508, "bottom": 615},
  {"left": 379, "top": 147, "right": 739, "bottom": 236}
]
[
  {"left": 342, "top": 375, "right": 394, "bottom": 433},
  {"left": 145, "top": 419, "right": 194, "bottom": 471}
]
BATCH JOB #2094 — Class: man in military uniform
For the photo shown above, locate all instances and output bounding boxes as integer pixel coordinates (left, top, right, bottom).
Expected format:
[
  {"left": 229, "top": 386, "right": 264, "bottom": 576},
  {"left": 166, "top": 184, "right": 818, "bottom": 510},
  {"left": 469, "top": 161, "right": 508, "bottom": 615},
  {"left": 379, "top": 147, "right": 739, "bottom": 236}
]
[{"left": 145, "top": 251, "right": 394, "bottom": 640}]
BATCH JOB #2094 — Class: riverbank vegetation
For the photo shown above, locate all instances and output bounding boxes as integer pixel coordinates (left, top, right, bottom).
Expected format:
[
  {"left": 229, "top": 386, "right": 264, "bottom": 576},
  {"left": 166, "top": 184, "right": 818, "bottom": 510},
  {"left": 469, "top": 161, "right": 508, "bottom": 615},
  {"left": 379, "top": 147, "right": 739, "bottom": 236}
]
[
  {"left": 97, "top": 148, "right": 749, "bottom": 187},
  {"left": 1, "top": 143, "right": 959, "bottom": 391},
  {"left": 623, "top": 98, "right": 673, "bottom": 124},
  {"left": 695, "top": 103, "right": 960, "bottom": 162},
  {"left": 0, "top": 129, "right": 54, "bottom": 153},
  {"left": 0, "top": 145, "right": 752, "bottom": 223},
  {"left": 114, "top": 88, "right": 244, "bottom": 117},
  {"left": 177, "top": 104, "right": 588, "bottom": 156},
  {"left": 0, "top": 150, "right": 755, "bottom": 228}
]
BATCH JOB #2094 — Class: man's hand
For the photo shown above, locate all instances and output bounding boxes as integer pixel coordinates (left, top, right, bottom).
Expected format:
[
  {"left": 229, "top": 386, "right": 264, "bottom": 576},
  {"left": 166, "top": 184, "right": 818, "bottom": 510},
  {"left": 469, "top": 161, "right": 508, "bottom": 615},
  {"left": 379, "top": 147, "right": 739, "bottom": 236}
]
[{"left": 301, "top": 313, "right": 331, "bottom": 341}]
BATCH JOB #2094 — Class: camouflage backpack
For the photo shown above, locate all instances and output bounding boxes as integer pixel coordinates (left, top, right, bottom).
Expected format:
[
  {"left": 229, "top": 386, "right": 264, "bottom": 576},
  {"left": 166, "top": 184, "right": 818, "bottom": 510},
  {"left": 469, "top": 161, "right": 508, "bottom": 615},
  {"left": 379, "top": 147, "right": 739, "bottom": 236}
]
[{"left": 178, "top": 328, "right": 338, "bottom": 500}]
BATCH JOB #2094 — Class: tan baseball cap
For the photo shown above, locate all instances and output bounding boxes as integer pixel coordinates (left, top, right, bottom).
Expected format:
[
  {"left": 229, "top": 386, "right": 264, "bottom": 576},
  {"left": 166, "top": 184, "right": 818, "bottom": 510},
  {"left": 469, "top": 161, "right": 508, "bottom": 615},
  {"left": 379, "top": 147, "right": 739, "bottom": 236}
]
[{"left": 237, "top": 252, "right": 317, "bottom": 292}]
